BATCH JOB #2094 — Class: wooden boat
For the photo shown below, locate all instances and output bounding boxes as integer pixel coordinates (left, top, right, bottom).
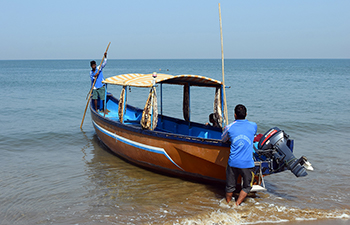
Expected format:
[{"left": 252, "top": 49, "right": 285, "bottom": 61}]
[{"left": 90, "top": 73, "right": 313, "bottom": 191}]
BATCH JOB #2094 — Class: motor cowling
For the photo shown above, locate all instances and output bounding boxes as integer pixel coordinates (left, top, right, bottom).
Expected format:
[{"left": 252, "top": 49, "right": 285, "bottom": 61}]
[{"left": 258, "top": 127, "right": 308, "bottom": 177}]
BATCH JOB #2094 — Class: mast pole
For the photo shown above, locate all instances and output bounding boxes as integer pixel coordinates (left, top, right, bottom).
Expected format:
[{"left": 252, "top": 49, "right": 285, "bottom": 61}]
[{"left": 219, "top": 3, "right": 229, "bottom": 126}]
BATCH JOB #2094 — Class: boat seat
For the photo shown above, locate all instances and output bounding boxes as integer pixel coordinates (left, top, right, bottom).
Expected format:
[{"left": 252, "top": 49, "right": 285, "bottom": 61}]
[
  {"left": 124, "top": 119, "right": 141, "bottom": 124},
  {"left": 197, "top": 131, "right": 209, "bottom": 138}
]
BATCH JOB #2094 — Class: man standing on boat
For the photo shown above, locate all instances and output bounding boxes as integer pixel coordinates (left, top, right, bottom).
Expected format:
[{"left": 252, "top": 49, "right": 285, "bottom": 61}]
[
  {"left": 90, "top": 52, "right": 109, "bottom": 114},
  {"left": 221, "top": 104, "right": 257, "bottom": 206}
]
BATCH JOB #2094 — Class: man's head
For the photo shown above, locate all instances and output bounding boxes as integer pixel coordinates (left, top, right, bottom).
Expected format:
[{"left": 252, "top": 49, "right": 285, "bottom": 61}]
[
  {"left": 209, "top": 113, "right": 215, "bottom": 123},
  {"left": 234, "top": 104, "right": 247, "bottom": 120},
  {"left": 90, "top": 60, "right": 96, "bottom": 70}
]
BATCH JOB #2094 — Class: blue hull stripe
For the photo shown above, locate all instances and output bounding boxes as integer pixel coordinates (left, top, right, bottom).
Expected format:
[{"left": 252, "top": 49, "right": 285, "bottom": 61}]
[{"left": 92, "top": 121, "right": 184, "bottom": 171}]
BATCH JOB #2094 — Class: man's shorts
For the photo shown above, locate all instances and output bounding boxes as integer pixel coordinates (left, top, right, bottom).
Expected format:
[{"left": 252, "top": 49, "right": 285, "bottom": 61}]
[
  {"left": 225, "top": 166, "right": 254, "bottom": 194},
  {"left": 92, "top": 86, "right": 105, "bottom": 100}
]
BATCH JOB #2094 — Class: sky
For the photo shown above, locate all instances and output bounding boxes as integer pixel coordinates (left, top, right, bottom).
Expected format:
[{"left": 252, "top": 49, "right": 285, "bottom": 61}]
[{"left": 1, "top": 0, "right": 349, "bottom": 60}]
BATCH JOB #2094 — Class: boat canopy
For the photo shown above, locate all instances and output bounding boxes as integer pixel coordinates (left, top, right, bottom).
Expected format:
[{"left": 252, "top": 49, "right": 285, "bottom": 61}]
[
  {"left": 101, "top": 72, "right": 226, "bottom": 130},
  {"left": 103, "top": 73, "right": 222, "bottom": 88}
]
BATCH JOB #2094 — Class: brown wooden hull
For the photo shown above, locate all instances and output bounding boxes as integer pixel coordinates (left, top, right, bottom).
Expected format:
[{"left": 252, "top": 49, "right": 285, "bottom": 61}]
[{"left": 90, "top": 108, "right": 230, "bottom": 183}]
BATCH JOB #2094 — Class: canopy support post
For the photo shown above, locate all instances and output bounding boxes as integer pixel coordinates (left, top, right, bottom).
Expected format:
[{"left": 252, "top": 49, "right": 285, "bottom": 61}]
[
  {"left": 150, "top": 87, "right": 154, "bottom": 130},
  {"left": 221, "top": 85, "right": 225, "bottom": 127},
  {"left": 189, "top": 84, "right": 191, "bottom": 122},
  {"left": 122, "top": 86, "right": 128, "bottom": 123},
  {"left": 104, "top": 84, "right": 107, "bottom": 117},
  {"left": 160, "top": 83, "right": 163, "bottom": 119},
  {"left": 188, "top": 83, "right": 191, "bottom": 131}
]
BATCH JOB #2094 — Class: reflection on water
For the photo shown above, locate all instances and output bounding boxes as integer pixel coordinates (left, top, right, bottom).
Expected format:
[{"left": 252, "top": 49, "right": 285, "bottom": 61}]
[{"left": 83, "top": 134, "right": 225, "bottom": 224}]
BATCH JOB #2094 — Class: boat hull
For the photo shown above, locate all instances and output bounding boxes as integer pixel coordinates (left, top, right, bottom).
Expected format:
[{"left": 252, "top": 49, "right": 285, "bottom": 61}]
[{"left": 91, "top": 109, "right": 230, "bottom": 183}]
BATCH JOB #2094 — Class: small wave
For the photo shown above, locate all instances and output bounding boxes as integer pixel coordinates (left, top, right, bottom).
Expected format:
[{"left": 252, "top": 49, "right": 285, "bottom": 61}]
[{"left": 174, "top": 201, "right": 350, "bottom": 225}]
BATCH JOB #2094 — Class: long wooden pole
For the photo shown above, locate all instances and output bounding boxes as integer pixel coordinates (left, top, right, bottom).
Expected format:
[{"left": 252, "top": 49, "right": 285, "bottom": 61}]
[
  {"left": 219, "top": 3, "right": 229, "bottom": 126},
  {"left": 80, "top": 42, "right": 111, "bottom": 129}
]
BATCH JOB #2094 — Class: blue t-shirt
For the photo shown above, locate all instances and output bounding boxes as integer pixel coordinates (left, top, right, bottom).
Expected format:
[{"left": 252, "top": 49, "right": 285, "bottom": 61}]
[
  {"left": 221, "top": 119, "right": 257, "bottom": 168},
  {"left": 90, "top": 58, "right": 107, "bottom": 89}
]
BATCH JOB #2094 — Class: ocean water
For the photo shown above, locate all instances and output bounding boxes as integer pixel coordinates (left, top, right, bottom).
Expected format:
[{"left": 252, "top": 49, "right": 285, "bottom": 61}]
[{"left": 0, "top": 59, "right": 349, "bottom": 225}]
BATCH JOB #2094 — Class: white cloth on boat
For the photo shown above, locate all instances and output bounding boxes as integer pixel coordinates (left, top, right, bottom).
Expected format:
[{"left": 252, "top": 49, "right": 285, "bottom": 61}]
[
  {"left": 118, "top": 86, "right": 127, "bottom": 123},
  {"left": 213, "top": 87, "right": 223, "bottom": 128},
  {"left": 141, "top": 86, "right": 158, "bottom": 130}
]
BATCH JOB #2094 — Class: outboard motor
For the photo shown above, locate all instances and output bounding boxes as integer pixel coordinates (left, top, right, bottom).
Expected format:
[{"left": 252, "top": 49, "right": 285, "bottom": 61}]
[{"left": 258, "top": 127, "right": 308, "bottom": 177}]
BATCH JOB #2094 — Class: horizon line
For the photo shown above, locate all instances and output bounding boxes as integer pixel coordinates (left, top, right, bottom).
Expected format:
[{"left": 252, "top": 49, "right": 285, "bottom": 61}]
[{"left": 1, "top": 58, "right": 349, "bottom": 61}]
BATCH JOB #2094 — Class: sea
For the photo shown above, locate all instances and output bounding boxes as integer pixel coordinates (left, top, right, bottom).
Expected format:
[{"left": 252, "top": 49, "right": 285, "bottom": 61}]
[{"left": 0, "top": 59, "right": 349, "bottom": 225}]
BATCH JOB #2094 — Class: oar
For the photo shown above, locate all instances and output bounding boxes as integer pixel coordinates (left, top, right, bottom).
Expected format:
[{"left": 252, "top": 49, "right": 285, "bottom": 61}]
[
  {"left": 219, "top": 3, "right": 229, "bottom": 127},
  {"left": 80, "top": 42, "right": 111, "bottom": 129}
]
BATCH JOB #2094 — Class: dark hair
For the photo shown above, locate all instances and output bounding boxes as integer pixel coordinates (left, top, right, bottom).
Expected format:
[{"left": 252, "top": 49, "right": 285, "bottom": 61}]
[
  {"left": 235, "top": 104, "right": 247, "bottom": 119},
  {"left": 209, "top": 113, "right": 215, "bottom": 120},
  {"left": 90, "top": 60, "right": 96, "bottom": 67}
]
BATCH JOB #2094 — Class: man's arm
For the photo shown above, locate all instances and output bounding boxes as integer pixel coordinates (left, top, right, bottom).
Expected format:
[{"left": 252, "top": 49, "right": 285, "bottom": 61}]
[
  {"left": 100, "top": 52, "right": 107, "bottom": 69},
  {"left": 94, "top": 53, "right": 108, "bottom": 78},
  {"left": 90, "top": 70, "right": 96, "bottom": 81}
]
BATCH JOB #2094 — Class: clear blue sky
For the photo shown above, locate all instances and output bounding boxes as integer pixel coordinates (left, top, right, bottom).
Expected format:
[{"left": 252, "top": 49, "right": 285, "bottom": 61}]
[{"left": 1, "top": 0, "right": 349, "bottom": 60}]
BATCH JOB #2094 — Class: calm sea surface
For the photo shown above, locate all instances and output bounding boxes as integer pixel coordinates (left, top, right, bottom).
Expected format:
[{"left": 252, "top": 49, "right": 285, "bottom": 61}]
[{"left": 0, "top": 59, "right": 349, "bottom": 224}]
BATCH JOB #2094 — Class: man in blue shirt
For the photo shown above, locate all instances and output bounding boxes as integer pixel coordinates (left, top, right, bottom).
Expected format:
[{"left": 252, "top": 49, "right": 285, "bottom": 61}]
[
  {"left": 90, "top": 52, "right": 108, "bottom": 114},
  {"left": 221, "top": 104, "right": 257, "bottom": 206}
]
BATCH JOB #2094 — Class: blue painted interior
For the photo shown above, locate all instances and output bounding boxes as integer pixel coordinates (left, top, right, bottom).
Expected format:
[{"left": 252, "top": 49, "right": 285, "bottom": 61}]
[{"left": 96, "top": 95, "right": 223, "bottom": 140}]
